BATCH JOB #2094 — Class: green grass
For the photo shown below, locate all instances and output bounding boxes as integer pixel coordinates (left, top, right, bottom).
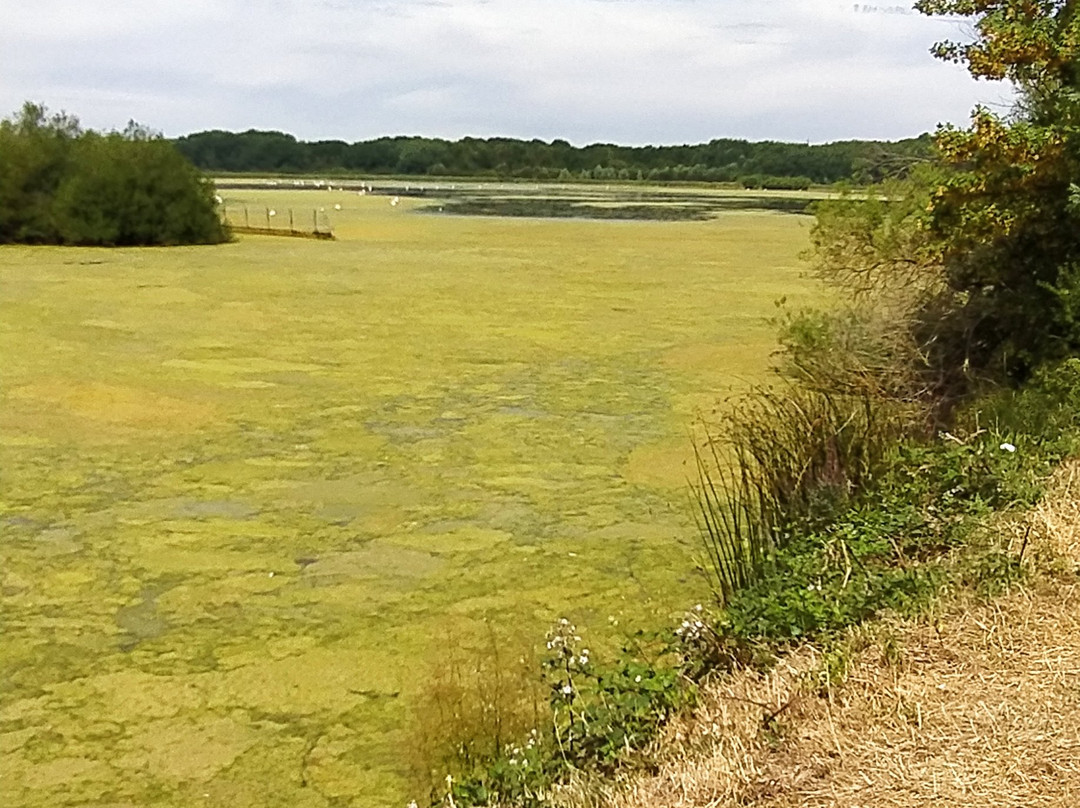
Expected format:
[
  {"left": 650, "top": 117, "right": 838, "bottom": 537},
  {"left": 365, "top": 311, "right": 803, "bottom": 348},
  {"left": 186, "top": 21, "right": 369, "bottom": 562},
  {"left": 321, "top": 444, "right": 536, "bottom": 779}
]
[{"left": 0, "top": 188, "right": 815, "bottom": 807}]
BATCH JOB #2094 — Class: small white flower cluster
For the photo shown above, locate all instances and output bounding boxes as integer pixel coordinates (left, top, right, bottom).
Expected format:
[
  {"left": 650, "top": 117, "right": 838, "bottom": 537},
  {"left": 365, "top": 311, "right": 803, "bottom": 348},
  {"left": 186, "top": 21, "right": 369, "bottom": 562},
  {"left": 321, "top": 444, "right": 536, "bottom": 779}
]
[
  {"left": 546, "top": 618, "right": 591, "bottom": 702},
  {"left": 505, "top": 729, "right": 541, "bottom": 767},
  {"left": 674, "top": 604, "right": 707, "bottom": 643},
  {"left": 545, "top": 618, "right": 589, "bottom": 666}
]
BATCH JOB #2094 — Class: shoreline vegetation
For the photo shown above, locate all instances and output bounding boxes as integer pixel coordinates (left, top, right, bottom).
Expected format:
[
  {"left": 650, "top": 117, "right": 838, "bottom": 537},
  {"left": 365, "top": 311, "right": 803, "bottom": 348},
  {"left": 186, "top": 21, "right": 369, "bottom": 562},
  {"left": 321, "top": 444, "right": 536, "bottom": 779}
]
[
  {"left": 0, "top": 103, "right": 226, "bottom": 247},
  {"left": 404, "top": 2, "right": 1080, "bottom": 805}
]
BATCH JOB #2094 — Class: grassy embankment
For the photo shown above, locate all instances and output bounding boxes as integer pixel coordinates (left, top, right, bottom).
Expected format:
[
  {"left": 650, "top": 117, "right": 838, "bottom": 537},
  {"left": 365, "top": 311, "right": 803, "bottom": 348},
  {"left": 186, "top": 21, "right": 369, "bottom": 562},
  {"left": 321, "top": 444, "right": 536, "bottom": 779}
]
[
  {"left": 0, "top": 189, "right": 817, "bottom": 807},
  {"left": 580, "top": 455, "right": 1080, "bottom": 807}
]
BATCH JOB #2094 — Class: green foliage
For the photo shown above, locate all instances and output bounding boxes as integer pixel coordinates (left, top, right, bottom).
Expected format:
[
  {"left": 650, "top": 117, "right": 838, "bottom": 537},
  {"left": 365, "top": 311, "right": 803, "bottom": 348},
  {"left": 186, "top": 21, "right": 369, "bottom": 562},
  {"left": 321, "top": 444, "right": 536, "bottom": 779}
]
[
  {"left": 437, "top": 620, "right": 694, "bottom": 808},
  {"left": 714, "top": 440, "right": 995, "bottom": 645},
  {"left": 0, "top": 103, "right": 227, "bottom": 246},
  {"left": 693, "top": 384, "right": 908, "bottom": 608},
  {"left": 541, "top": 622, "right": 691, "bottom": 771},
  {"left": 740, "top": 174, "right": 813, "bottom": 191},
  {"left": 977, "top": 358, "right": 1080, "bottom": 456},
  {"left": 909, "top": 1, "right": 1080, "bottom": 381},
  {"left": 719, "top": 504, "right": 944, "bottom": 644},
  {"left": 708, "top": 367, "right": 1080, "bottom": 649},
  {"left": 174, "top": 128, "right": 932, "bottom": 184},
  {"left": 0, "top": 102, "right": 80, "bottom": 243}
]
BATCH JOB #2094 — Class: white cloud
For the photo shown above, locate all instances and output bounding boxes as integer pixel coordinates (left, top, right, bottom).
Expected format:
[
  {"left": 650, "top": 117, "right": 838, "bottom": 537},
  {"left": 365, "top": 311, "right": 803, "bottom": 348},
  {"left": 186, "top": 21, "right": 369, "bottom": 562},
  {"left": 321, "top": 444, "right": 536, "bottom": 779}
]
[{"left": 0, "top": 0, "right": 1007, "bottom": 143}]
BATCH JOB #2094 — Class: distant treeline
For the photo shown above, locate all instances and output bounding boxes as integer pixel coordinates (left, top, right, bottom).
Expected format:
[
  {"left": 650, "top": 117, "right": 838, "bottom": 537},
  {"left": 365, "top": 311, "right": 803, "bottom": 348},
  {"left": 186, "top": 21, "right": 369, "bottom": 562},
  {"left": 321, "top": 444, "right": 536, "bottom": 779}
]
[{"left": 174, "top": 130, "right": 933, "bottom": 186}]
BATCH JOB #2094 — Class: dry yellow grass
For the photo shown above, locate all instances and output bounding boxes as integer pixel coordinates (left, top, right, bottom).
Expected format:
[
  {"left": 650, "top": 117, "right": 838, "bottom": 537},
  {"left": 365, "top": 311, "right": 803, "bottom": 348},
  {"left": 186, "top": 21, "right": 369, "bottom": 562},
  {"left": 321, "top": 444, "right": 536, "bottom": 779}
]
[{"left": 583, "top": 461, "right": 1080, "bottom": 808}]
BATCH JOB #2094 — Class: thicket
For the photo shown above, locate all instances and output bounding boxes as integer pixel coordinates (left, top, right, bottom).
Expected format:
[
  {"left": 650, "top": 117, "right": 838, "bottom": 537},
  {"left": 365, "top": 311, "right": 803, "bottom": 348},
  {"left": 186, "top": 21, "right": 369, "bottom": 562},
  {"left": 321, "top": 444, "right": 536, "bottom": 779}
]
[
  {"left": 406, "top": 4, "right": 1080, "bottom": 807},
  {"left": 173, "top": 128, "right": 931, "bottom": 185},
  {"left": 0, "top": 103, "right": 227, "bottom": 246}
]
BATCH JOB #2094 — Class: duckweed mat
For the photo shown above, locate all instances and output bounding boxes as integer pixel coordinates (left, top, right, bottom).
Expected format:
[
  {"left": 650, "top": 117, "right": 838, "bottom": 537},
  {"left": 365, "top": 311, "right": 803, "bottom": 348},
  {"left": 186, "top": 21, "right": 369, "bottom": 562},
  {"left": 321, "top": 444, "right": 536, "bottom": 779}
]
[{"left": 1, "top": 190, "right": 814, "bottom": 807}]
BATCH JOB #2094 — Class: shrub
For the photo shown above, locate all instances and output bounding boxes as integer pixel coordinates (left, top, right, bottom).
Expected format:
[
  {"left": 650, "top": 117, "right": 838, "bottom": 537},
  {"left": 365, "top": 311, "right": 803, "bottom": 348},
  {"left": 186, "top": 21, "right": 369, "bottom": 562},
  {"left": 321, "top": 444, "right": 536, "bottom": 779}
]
[
  {"left": 52, "top": 129, "right": 227, "bottom": 246},
  {"left": 0, "top": 103, "right": 227, "bottom": 246},
  {"left": 0, "top": 102, "right": 79, "bottom": 243}
]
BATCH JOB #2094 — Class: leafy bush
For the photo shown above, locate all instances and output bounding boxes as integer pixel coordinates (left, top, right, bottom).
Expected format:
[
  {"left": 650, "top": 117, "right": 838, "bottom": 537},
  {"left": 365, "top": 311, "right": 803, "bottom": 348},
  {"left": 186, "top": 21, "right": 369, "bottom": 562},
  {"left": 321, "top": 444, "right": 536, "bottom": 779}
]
[
  {"left": 0, "top": 103, "right": 79, "bottom": 243},
  {"left": 432, "top": 620, "right": 694, "bottom": 808},
  {"left": 0, "top": 103, "right": 227, "bottom": 246}
]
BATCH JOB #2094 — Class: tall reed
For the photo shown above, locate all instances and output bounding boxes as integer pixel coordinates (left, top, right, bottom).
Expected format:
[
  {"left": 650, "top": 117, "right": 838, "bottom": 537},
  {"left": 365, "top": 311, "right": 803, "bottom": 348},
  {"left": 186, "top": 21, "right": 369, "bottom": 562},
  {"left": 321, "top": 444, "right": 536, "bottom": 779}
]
[{"left": 693, "top": 384, "right": 909, "bottom": 605}]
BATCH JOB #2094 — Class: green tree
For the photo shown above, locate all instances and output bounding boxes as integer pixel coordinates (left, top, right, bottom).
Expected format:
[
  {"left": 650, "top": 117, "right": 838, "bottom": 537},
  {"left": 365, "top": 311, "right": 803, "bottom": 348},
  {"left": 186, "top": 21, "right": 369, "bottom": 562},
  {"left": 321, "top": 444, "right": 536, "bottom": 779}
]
[
  {"left": 0, "top": 102, "right": 80, "bottom": 242},
  {"left": 914, "top": 0, "right": 1080, "bottom": 382},
  {"left": 0, "top": 103, "right": 227, "bottom": 246},
  {"left": 799, "top": 1, "right": 1080, "bottom": 417}
]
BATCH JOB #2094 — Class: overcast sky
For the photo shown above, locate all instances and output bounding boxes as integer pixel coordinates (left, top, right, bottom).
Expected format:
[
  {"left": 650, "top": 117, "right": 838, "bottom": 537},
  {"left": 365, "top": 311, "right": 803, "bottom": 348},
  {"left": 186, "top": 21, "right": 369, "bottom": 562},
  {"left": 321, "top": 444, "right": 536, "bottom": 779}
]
[{"left": 0, "top": 0, "right": 1010, "bottom": 145}]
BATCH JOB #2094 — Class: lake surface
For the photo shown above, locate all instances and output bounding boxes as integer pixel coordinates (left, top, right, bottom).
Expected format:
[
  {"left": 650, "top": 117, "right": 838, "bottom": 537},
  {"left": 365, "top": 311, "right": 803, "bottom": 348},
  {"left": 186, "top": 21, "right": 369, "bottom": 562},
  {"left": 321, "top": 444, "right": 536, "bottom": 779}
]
[{"left": 1, "top": 187, "right": 814, "bottom": 806}]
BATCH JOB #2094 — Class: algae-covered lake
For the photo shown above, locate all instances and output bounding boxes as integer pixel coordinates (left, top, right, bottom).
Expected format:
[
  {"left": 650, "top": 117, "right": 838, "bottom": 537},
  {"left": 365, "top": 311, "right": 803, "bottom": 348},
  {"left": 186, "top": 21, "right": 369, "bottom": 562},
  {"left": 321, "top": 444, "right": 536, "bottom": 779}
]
[{"left": 1, "top": 188, "right": 813, "bottom": 806}]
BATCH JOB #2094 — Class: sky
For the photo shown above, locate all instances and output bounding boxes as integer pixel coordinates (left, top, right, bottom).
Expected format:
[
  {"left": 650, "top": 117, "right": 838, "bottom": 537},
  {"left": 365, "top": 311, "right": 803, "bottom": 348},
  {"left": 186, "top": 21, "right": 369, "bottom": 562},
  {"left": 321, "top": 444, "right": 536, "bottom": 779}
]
[{"left": 0, "top": 0, "right": 1012, "bottom": 146}]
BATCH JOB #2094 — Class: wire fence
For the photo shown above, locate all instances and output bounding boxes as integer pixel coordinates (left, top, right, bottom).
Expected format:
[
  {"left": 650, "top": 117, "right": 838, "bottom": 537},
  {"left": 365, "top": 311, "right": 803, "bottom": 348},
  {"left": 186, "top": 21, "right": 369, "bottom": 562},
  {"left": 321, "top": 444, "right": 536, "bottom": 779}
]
[{"left": 221, "top": 204, "right": 335, "bottom": 240}]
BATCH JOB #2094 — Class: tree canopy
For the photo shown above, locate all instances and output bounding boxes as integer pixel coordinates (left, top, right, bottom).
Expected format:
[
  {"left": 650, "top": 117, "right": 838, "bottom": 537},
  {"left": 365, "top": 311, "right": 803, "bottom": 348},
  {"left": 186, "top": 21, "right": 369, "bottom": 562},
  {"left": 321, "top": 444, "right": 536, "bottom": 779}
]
[
  {"left": 795, "top": 0, "right": 1080, "bottom": 416},
  {"left": 172, "top": 129, "right": 932, "bottom": 186},
  {"left": 916, "top": 0, "right": 1080, "bottom": 379},
  {"left": 0, "top": 103, "right": 227, "bottom": 246}
]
